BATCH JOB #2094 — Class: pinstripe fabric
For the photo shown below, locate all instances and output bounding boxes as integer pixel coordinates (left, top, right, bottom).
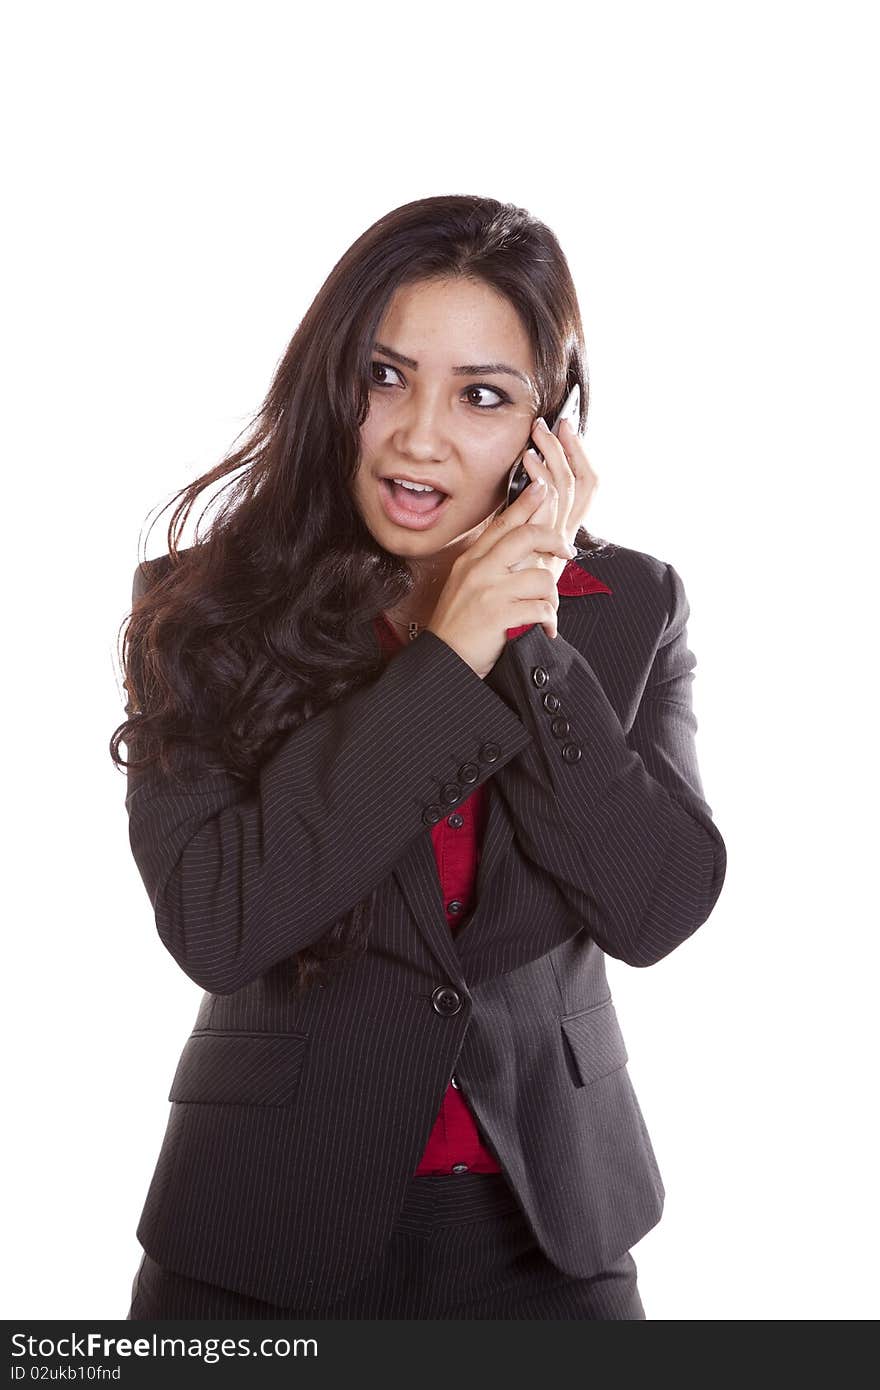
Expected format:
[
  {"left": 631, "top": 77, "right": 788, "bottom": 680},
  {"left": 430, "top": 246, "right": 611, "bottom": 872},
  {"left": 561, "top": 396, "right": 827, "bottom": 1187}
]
[
  {"left": 123, "top": 540, "right": 726, "bottom": 1311},
  {"left": 127, "top": 1173, "right": 644, "bottom": 1319},
  {"left": 375, "top": 611, "right": 502, "bottom": 1174}
]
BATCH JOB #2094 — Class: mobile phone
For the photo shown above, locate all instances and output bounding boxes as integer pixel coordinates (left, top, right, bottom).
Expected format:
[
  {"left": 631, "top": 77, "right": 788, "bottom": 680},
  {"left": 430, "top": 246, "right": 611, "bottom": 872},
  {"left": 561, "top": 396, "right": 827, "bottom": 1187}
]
[{"left": 502, "top": 383, "right": 581, "bottom": 510}]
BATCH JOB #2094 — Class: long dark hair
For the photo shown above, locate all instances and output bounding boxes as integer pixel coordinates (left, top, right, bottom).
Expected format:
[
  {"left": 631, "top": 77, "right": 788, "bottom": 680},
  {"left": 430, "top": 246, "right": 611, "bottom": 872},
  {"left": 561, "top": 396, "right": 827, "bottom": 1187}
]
[{"left": 110, "top": 193, "right": 599, "bottom": 995}]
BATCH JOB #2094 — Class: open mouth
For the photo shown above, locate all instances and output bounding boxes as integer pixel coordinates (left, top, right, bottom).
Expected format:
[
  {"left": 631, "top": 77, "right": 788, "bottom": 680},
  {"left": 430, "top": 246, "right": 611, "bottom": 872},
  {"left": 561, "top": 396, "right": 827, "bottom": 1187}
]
[
  {"left": 378, "top": 477, "right": 452, "bottom": 529},
  {"left": 381, "top": 479, "right": 449, "bottom": 512}
]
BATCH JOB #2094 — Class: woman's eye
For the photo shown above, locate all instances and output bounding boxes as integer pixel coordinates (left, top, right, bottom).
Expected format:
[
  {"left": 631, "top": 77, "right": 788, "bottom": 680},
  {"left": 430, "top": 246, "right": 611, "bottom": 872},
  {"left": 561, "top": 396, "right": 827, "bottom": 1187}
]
[
  {"left": 369, "top": 361, "right": 507, "bottom": 410},
  {"left": 463, "top": 385, "right": 506, "bottom": 409},
  {"left": 370, "top": 361, "right": 403, "bottom": 388}
]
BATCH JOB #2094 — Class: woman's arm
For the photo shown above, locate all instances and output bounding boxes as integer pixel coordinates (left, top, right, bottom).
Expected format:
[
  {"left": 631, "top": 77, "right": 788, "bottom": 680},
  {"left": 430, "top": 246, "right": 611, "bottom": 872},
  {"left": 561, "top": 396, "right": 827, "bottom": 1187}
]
[
  {"left": 483, "top": 562, "right": 727, "bottom": 966},
  {"left": 124, "top": 568, "right": 533, "bottom": 994}
]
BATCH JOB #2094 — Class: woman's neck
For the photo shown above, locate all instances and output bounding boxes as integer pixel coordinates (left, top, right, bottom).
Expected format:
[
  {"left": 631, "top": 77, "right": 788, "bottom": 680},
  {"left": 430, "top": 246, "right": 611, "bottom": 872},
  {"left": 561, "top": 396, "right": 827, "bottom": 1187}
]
[
  {"left": 383, "top": 603, "right": 434, "bottom": 634},
  {"left": 385, "top": 564, "right": 447, "bottom": 634}
]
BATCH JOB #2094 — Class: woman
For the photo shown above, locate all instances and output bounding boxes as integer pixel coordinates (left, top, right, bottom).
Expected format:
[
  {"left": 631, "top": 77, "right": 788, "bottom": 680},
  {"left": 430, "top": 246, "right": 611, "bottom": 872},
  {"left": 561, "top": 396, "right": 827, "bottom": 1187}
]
[{"left": 112, "top": 194, "right": 727, "bottom": 1321}]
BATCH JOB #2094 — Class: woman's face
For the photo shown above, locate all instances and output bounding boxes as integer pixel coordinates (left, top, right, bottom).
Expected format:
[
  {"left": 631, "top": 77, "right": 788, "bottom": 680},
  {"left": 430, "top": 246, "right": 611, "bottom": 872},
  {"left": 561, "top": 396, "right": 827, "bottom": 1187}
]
[{"left": 353, "top": 276, "right": 539, "bottom": 572}]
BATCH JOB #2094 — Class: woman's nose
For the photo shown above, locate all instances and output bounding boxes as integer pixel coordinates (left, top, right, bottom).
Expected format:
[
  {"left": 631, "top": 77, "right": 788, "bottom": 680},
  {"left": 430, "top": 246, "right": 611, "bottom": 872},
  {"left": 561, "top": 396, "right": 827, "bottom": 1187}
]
[{"left": 393, "top": 405, "right": 451, "bottom": 456}]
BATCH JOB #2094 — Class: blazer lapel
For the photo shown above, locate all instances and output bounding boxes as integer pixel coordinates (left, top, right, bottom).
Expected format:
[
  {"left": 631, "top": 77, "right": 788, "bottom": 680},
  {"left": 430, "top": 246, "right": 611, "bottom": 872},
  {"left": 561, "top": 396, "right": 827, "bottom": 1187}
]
[{"left": 392, "top": 834, "right": 467, "bottom": 980}]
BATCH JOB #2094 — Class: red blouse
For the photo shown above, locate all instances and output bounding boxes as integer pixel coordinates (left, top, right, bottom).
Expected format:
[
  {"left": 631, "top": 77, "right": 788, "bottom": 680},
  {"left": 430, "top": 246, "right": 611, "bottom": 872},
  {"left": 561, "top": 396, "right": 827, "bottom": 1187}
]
[{"left": 374, "top": 558, "right": 613, "bottom": 1175}]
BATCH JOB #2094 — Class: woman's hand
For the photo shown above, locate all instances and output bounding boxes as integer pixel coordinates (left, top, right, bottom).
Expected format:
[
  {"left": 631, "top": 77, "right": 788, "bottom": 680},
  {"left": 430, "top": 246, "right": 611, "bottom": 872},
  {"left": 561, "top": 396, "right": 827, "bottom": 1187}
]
[
  {"left": 508, "top": 416, "right": 599, "bottom": 582},
  {"left": 426, "top": 481, "right": 578, "bottom": 679}
]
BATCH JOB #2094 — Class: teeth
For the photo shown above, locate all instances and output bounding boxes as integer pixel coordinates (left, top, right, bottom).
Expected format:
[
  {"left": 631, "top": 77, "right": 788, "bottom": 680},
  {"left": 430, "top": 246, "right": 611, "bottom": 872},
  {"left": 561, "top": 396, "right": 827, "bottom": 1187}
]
[{"left": 391, "top": 478, "right": 438, "bottom": 493}]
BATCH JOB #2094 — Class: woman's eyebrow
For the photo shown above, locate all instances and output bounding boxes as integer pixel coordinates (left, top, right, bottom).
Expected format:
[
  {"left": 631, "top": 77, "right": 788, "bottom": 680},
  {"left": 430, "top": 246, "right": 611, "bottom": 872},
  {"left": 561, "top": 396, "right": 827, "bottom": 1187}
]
[{"left": 373, "top": 340, "right": 531, "bottom": 386}]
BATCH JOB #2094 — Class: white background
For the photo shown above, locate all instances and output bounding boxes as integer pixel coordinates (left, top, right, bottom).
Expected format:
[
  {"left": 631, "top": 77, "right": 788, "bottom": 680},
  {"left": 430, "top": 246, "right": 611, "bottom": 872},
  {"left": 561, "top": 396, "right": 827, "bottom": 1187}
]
[{"left": 3, "top": 0, "right": 877, "bottom": 1321}]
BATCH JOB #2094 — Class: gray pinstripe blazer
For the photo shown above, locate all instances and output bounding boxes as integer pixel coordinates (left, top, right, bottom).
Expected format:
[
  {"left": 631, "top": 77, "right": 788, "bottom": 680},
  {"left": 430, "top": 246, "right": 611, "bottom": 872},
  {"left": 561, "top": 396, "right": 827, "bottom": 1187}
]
[{"left": 123, "top": 540, "right": 726, "bottom": 1309}]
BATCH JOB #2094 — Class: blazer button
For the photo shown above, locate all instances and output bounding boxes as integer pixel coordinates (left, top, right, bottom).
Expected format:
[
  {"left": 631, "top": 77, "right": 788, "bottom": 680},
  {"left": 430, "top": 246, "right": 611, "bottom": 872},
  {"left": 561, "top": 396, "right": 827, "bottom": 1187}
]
[
  {"left": 561, "top": 742, "right": 583, "bottom": 762},
  {"left": 479, "top": 742, "right": 501, "bottom": 763},
  {"left": 531, "top": 665, "right": 549, "bottom": 688},
  {"left": 441, "top": 783, "right": 462, "bottom": 805},
  {"left": 450, "top": 1074, "right": 460, "bottom": 1089},
  {"left": 542, "top": 692, "right": 561, "bottom": 712},
  {"left": 457, "top": 761, "right": 480, "bottom": 784},
  {"left": 422, "top": 804, "right": 444, "bottom": 825},
  {"left": 447, "top": 812, "right": 464, "bottom": 829},
  {"left": 447, "top": 899, "right": 464, "bottom": 914},
  {"left": 451, "top": 1163, "right": 469, "bottom": 1174},
  {"left": 550, "top": 716, "right": 570, "bottom": 738},
  {"left": 432, "top": 985, "right": 463, "bottom": 1015}
]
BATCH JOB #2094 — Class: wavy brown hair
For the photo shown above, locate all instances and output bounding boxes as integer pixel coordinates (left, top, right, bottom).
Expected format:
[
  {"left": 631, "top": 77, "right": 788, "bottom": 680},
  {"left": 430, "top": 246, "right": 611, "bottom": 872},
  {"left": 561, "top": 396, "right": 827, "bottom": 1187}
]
[{"left": 110, "top": 192, "right": 600, "bottom": 995}]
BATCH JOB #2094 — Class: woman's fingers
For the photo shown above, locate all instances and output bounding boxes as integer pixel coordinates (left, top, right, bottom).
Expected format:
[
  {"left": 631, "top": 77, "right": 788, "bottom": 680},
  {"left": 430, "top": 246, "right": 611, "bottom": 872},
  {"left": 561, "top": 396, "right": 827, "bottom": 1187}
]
[{"left": 557, "top": 417, "right": 600, "bottom": 529}]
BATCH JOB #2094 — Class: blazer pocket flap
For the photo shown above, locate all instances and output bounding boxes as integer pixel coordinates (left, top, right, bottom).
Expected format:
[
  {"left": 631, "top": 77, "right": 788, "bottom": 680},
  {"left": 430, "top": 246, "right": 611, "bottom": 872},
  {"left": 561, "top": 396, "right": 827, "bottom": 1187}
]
[
  {"left": 168, "top": 1031, "right": 309, "bottom": 1105},
  {"left": 560, "top": 999, "right": 628, "bottom": 1088}
]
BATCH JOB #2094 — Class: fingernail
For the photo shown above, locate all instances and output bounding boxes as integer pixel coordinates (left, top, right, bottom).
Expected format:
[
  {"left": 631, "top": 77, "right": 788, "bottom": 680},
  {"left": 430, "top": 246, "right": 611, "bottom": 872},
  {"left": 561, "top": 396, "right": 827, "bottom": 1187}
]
[
  {"left": 566, "top": 542, "right": 578, "bottom": 556},
  {"left": 536, "top": 416, "right": 548, "bottom": 431}
]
